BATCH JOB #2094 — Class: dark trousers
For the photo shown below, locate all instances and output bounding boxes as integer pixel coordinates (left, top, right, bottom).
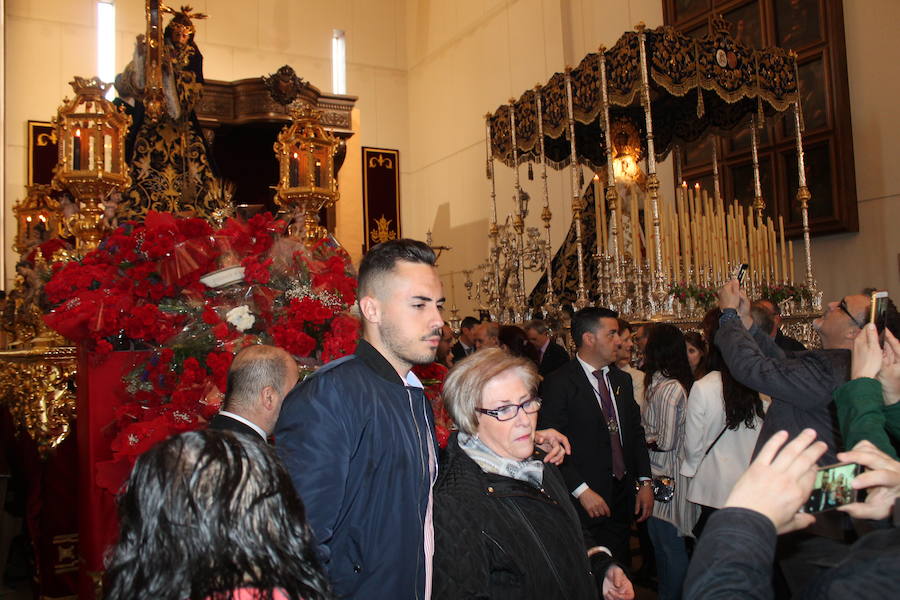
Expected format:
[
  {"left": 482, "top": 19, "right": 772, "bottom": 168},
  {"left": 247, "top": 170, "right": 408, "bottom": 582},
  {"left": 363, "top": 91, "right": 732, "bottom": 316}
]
[{"left": 575, "top": 477, "right": 633, "bottom": 565}]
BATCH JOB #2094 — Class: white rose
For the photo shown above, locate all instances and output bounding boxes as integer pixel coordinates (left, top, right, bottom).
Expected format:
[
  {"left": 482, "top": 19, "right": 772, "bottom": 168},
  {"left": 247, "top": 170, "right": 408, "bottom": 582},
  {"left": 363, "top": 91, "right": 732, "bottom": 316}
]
[{"left": 225, "top": 305, "right": 255, "bottom": 332}]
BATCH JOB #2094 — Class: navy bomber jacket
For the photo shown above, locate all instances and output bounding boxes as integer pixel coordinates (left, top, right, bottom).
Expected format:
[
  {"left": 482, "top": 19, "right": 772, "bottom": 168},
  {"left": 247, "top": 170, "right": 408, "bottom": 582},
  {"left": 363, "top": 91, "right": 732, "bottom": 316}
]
[{"left": 275, "top": 339, "right": 438, "bottom": 600}]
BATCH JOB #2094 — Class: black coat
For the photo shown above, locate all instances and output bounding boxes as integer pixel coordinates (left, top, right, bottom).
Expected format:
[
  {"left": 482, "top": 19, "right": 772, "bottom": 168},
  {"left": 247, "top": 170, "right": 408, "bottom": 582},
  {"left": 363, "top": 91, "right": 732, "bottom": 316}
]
[
  {"left": 539, "top": 341, "right": 570, "bottom": 377},
  {"left": 538, "top": 359, "right": 651, "bottom": 500},
  {"left": 208, "top": 413, "right": 266, "bottom": 441},
  {"left": 433, "top": 433, "right": 607, "bottom": 600},
  {"left": 451, "top": 340, "right": 473, "bottom": 363}
]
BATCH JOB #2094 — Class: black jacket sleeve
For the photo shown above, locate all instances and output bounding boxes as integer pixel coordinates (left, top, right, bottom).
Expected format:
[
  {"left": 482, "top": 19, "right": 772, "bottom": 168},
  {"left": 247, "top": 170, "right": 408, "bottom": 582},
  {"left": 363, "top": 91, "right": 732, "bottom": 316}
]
[
  {"left": 684, "top": 507, "right": 777, "bottom": 600},
  {"left": 715, "top": 316, "right": 838, "bottom": 410}
]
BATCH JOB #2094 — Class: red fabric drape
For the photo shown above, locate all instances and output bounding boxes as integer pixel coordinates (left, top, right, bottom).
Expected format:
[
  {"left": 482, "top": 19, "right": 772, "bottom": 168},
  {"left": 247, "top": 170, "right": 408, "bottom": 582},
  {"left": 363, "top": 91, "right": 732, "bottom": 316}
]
[{"left": 77, "top": 349, "right": 150, "bottom": 598}]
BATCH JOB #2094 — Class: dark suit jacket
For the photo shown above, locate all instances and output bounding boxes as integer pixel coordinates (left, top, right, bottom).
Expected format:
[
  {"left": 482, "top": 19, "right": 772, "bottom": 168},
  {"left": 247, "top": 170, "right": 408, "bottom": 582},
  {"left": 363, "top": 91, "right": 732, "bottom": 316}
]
[
  {"left": 539, "top": 341, "right": 570, "bottom": 377},
  {"left": 451, "top": 340, "right": 473, "bottom": 363},
  {"left": 208, "top": 413, "right": 266, "bottom": 441},
  {"left": 538, "top": 359, "right": 651, "bottom": 502}
]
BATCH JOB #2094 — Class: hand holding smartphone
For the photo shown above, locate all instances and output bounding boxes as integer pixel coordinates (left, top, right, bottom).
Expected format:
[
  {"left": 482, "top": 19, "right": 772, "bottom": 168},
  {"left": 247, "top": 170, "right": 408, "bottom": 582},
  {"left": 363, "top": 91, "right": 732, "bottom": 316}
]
[{"left": 734, "top": 263, "right": 749, "bottom": 285}]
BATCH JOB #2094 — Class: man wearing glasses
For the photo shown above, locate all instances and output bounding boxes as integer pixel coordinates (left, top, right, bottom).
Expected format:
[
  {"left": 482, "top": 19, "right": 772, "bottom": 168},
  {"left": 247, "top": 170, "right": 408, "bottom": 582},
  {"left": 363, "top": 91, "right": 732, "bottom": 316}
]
[
  {"left": 715, "top": 282, "right": 871, "bottom": 594},
  {"left": 716, "top": 280, "right": 867, "bottom": 465},
  {"left": 538, "top": 306, "right": 654, "bottom": 566}
]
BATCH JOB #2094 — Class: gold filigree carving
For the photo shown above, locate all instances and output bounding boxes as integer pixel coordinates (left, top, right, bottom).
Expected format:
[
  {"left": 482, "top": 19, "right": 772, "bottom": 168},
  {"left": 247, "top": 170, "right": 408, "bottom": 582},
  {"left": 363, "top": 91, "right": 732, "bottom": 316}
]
[{"left": 0, "top": 348, "right": 77, "bottom": 457}]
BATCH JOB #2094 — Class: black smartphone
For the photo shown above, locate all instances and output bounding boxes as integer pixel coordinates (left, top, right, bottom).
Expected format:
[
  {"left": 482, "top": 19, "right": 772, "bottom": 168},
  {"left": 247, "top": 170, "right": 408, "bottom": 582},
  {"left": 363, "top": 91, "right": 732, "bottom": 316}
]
[
  {"left": 800, "top": 462, "right": 861, "bottom": 514},
  {"left": 734, "top": 263, "right": 749, "bottom": 284}
]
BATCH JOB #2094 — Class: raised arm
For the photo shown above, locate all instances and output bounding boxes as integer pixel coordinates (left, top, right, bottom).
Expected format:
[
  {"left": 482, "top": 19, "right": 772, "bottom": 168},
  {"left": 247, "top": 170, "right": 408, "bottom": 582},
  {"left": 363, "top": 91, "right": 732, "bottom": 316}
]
[{"left": 715, "top": 314, "right": 843, "bottom": 409}]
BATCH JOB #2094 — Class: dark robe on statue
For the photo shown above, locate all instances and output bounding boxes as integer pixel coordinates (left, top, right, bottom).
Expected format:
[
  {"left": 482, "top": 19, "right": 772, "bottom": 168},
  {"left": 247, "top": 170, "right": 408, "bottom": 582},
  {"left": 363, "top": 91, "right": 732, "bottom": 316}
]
[{"left": 115, "top": 31, "right": 226, "bottom": 221}]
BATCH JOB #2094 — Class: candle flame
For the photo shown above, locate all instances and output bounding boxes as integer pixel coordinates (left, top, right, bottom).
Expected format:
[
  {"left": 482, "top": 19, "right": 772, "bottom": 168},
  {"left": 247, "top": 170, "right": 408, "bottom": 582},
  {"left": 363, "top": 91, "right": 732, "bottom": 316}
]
[
  {"left": 75, "top": 128, "right": 81, "bottom": 137},
  {"left": 292, "top": 152, "right": 298, "bottom": 159},
  {"left": 39, "top": 215, "right": 47, "bottom": 222},
  {"left": 26, "top": 216, "right": 32, "bottom": 223}
]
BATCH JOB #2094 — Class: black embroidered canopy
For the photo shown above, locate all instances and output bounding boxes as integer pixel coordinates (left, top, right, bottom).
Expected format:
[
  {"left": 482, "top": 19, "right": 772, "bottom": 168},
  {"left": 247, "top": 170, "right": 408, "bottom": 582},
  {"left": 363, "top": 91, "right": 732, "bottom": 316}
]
[{"left": 488, "top": 23, "right": 799, "bottom": 172}]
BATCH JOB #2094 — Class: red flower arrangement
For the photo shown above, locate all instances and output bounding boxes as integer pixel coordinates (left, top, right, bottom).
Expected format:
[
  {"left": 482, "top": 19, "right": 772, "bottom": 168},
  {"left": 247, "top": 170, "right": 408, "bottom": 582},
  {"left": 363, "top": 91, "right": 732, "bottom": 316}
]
[
  {"left": 43, "top": 211, "right": 360, "bottom": 493},
  {"left": 411, "top": 362, "right": 453, "bottom": 449}
]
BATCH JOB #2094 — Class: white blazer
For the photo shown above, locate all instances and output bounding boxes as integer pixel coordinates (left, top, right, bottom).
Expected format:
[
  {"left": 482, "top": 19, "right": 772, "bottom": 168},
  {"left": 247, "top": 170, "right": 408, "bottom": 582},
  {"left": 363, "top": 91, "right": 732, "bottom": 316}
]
[{"left": 680, "top": 371, "right": 762, "bottom": 509}]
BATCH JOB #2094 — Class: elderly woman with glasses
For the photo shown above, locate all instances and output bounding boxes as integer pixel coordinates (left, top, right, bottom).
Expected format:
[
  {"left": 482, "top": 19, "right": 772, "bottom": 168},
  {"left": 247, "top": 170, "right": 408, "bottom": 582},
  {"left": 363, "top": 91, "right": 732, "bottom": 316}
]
[{"left": 432, "top": 348, "right": 634, "bottom": 600}]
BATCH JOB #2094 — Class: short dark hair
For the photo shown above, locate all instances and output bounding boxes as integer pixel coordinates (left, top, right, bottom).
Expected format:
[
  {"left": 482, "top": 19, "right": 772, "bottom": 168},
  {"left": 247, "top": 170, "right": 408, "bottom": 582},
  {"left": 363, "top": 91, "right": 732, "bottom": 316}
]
[
  {"left": 104, "top": 430, "right": 333, "bottom": 600},
  {"left": 750, "top": 305, "right": 777, "bottom": 336},
  {"left": 224, "top": 345, "right": 291, "bottom": 411},
  {"left": 525, "top": 319, "right": 549, "bottom": 335},
  {"left": 460, "top": 316, "right": 481, "bottom": 331},
  {"left": 357, "top": 239, "right": 436, "bottom": 298},
  {"left": 617, "top": 318, "right": 632, "bottom": 334},
  {"left": 571, "top": 307, "right": 618, "bottom": 349}
]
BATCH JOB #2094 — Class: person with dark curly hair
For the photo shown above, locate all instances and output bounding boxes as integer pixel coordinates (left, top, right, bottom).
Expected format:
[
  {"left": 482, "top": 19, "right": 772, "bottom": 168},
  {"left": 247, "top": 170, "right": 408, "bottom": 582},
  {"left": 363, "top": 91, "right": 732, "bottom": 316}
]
[
  {"left": 642, "top": 324, "right": 698, "bottom": 600},
  {"left": 104, "top": 430, "right": 333, "bottom": 600}
]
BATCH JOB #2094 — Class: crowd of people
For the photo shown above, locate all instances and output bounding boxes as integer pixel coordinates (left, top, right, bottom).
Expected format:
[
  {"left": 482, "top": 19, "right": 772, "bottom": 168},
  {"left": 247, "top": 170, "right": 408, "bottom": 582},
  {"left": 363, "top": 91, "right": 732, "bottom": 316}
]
[{"left": 103, "top": 238, "right": 900, "bottom": 599}]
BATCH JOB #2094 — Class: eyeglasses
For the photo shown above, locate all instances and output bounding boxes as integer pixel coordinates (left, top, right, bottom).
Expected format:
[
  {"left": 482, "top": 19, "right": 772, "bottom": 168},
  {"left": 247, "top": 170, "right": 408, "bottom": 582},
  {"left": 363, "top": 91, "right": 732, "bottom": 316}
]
[
  {"left": 475, "top": 397, "right": 542, "bottom": 421},
  {"left": 838, "top": 298, "right": 865, "bottom": 329}
]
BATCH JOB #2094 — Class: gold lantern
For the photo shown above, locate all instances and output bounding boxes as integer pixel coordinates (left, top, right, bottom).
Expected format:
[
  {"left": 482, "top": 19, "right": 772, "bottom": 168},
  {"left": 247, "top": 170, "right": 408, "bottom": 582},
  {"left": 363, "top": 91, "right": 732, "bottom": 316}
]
[
  {"left": 52, "top": 76, "right": 131, "bottom": 254},
  {"left": 12, "top": 184, "right": 61, "bottom": 254},
  {"left": 273, "top": 103, "right": 339, "bottom": 244}
]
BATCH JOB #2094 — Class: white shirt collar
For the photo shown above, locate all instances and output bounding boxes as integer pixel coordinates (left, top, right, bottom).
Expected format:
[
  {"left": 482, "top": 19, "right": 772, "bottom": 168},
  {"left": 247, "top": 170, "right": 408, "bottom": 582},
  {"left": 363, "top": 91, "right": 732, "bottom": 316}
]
[
  {"left": 576, "top": 353, "right": 609, "bottom": 381},
  {"left": 405, "top": 369, "right": 424, "bottom": 389},
  {"left": 218, "top": 410, "right": 267, "bottom": 440}
]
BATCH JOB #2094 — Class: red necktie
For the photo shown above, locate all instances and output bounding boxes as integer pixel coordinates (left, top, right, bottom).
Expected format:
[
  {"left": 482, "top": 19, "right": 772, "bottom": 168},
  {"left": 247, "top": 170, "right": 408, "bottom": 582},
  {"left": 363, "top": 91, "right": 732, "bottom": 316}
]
[{"left": 593, "top": 369, "right": 626, "bottom": 480}]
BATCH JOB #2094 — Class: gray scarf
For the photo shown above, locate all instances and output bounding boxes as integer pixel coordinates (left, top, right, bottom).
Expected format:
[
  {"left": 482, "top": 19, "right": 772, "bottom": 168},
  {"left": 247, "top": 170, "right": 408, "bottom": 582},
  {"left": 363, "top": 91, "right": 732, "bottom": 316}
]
[{"left": 458, "top": 431, "right": 544, "bottom": 488}]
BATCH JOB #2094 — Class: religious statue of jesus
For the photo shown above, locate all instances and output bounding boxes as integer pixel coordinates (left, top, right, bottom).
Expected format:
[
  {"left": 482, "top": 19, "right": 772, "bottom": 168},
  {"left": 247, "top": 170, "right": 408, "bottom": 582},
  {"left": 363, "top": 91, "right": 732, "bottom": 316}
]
[{"left": 114, "top": 4, "right": 228, "bottom": 221}]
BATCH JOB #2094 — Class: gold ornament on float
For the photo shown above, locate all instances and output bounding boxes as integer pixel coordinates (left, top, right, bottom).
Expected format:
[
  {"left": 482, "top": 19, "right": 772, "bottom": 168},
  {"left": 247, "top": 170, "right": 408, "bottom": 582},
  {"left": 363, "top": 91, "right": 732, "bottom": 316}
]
[
  {"left": 0, "top": 348, "right": 77, "bottom": 457},
  {"left": 52, "top": 77, "right": 131, "bottom": 255},
  {"left": 272, "top": 102, "right": 340, "bottom": 245}
]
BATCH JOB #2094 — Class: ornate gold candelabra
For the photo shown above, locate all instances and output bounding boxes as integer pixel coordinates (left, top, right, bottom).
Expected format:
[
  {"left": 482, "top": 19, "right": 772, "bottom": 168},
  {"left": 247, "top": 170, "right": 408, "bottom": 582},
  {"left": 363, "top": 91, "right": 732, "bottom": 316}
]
[
  {"left": 273, "top": 103, "right": 339, "bottom": 244},
  {"left": 52, "top": 77, "right": 131, "bottom": 255}
]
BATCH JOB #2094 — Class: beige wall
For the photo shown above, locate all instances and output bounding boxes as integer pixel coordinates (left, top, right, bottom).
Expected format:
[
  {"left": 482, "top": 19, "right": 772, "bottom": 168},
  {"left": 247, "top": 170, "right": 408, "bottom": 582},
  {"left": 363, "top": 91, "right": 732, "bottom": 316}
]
[
  {"left": 801, "top": 0, "right": 900, "bottom": 303},
  {"left": 4, "top": 0, "right": 897, "bottom": 308},
  {"left": 3, "top": 0, "right": 409, "bottom": 282}
]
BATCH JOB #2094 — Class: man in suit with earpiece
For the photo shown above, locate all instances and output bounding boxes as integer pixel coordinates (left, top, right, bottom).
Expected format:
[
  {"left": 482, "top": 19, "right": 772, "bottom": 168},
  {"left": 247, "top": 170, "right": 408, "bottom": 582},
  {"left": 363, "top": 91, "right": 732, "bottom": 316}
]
[{"left": 539, "top": 306, "right": 654, "bottom": 565}]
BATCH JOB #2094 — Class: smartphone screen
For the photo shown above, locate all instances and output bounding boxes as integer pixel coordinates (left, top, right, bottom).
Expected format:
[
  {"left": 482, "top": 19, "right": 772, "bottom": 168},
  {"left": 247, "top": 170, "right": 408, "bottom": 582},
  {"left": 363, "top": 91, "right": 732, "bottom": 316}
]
[
  {"left": 800, "top": 462, "right": 861, "bottom": 514},
  {"left": 734, "top": 263, "right": 749, "bottom": 283}
]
